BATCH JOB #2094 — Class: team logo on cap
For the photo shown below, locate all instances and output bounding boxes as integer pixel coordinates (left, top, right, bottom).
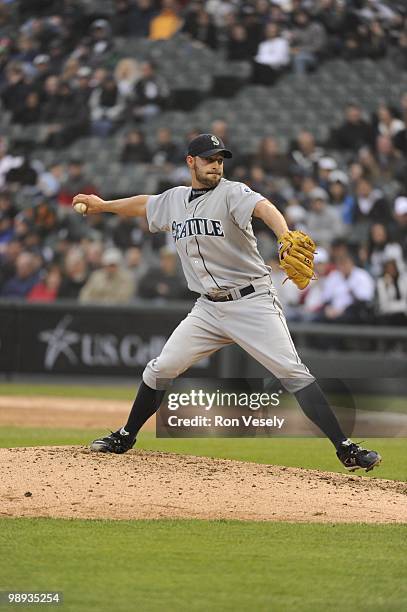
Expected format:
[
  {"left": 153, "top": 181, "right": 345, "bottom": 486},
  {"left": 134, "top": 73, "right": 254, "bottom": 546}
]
[{"left": 211, "top": 136, "right": 220, "bottom": 146}]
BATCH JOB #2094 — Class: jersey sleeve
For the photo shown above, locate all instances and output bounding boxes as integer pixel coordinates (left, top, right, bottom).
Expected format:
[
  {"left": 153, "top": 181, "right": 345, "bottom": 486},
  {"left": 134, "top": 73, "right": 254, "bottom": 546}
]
[
  {"left": 227, "top": 182, "right": 265, "bottom": 230},
  {"left": 146, "top": 190, "right": 172, "bottom": 233}
]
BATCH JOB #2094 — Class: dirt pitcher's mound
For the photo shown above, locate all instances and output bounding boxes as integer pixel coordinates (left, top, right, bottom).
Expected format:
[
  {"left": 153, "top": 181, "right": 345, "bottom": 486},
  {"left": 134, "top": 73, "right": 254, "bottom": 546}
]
[{"left": 0, "top": 447, "right": 406, "bottom": 523}]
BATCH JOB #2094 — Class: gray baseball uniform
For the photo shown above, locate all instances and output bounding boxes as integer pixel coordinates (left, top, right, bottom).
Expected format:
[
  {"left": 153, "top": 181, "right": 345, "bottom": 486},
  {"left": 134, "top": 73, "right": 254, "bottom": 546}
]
[{"left": 143, "top": 178, "right": 314, "bottom": 393}]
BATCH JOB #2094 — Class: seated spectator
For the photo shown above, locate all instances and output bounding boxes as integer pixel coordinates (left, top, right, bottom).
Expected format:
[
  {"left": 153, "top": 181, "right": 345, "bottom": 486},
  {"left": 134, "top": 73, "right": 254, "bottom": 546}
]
[
  {"left": 253, "top": 136, "right": 291, "bottom": 177},
  {"left": 27, "top": 264, "right": 62, "bottom": 302},
  {"left": 37, "top": 162, "right": 64, "bottom": 198},
  {"left": 13, "top": 90, "right": 41, "bottom": 124},
  {"left": 345, "top": 177, "right": 392, "bottom": 226},
  {"left": 113, "top": 216, "right": 144, "bottom": 250},
  {"left": 314, "top": 0, "right": 348, "bottom": 55},
  {"left": 183, "top": 5, "right": 218, "bottom": 49},
  {"left": 120, "top": 129, "right": 152, "bottom": 164},
  {"left": 366, "top": 222, "right": 404, "bottom": 278},
  {"left": 363, "top": 19, "right": 387, "bottom": 60},
  {"left": 149, "top": 0, "right": 182, "bottom": 41},
  {"left": 327, "top": 170, "right": 355, "bottom": 223},
  {"left": 205, "top": 0, "right": 237, "bottom": 30},
  {"left": 131, "top": 0, "right": 159, "bottom": 38},
  {"left": 0, "top": 191, "right": 17, "bottom": 219},
  {"left": 284, "top": 201, "right": 307, "bottom": 229},
  {"left": 0, "top": 137, "right": 22, "bottom": 190},
  {"left": 33, "top": 199, "right": 60, "bottom": 241},
  {"left": 0, "top": 211, "right": 14, "bottom": 246},
  {"left": 253, "top": 23, "right": 290, "bottom": 85},
  {"left": 243, "top": 0, "right": 273, "bottom": 53},
  {"left": 41, "top": 74, "right": 60, "bottom": 116},
  {"left": 316, "top": 156, "right": 337, "bottom": 190},
  {"left": 267, "top": 254, "right": 301, "bottom": 320},
  {"left": 226, "top": 24, "right": 253, "bottom": 61},
  {"left": 61, "top": 57, "right": 81, "bottom": 85},
  {"left": 374, "top": 135, "right": 404, "bottom": 184},
  {"left": 138, "top": 246, "right": 189, "bottom": 300},
  {"left": 14, "top": 33, "right": 38, "bottom": 65},
  {"left": 329, "top": 104, "right": 374, "bottom": 151},
  {"left": 290, "top": 9, "right": 327, "bottom": 74},
  {"left": 32, "top": 54, "right": 52, "bottom": 90},
  {"left": 42, "top": 81, "right": 89, "bottom": 149},
  {"left": 318, "top": 253, "right": 375, "bottom": 323},
  {"left": 75, "top": 66, "right": 93, "bottom": 104},
  {"left": 306, "top": 187, "right": 344, "bottom": 248},
  {"left": 0, "top": 250, "right": 41, "bottom": 299},
  {"left": 131, "top": 61, "right": 169, "bottom": 122},
  {"left": 58, "top": 248, "right": 89, "bottom": 299},
  {"left": 302, "top": 248, "right": 333, "bottom": 321},
  {"left": 82, "top": 239, "right": 104, "bottom": 271},
  {"left": 58, "top": 160, "right": 99, "bottom": 207},
  {"left": 5, "top": 155, "right": 38, "bottom": 188},
  {"left": 376, "top": 257, "right": 407, "bottom": 326},
  {"left": 79, "top": 247, "right": 135, "bottom": 304},
  {"left": 1, "top": 61, "right": 30, "bottom": 122},
  {"left": 125, "top": 246, "right": 147, "bottom": 293},
  {"left": 210, "top": 120, "right": 231, "bottom": 149},
  {"left": 393, "top": 123, "right": 407, "bottom": 157},
  {"left": 88, "top": 19, "right": 115, "bottom": 66},
  {"left": 151, "top": 128, "right": 181, "bottom": 166},
  {"left": 375, "top": 103, "right": 404, "bottom": 138},
  {"left": 393, "top": 196, "right": 407, "bottom": 257},
  {"left": 0, "top": 238, "right": 23, "bottom": 288},
  {"left": 112, "top": 0, "right": 137, "bottom": 36},
  {"left": 114, "top": 58, "right": 141, "bottom": 99},
  {"left": 356, "top": 146, "right": 382, "bottom": 184},
  {"left": 89, "top": 73, "right": 126, "bottom": 137},
  {"left": 246, "top": 165, "right": 273, "bottom": 199},
  {"left": 289, "top": 130, "right": 324, "bottom": 173}
]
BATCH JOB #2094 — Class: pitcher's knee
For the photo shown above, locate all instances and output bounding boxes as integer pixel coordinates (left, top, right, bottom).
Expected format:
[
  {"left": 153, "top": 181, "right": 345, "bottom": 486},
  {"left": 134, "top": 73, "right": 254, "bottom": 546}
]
[
  {"left": 278, "top": 362, "right": 315, "bottom": 393},
  {"left": 142, "top": 357, "right": 185, "bottom": 390}
]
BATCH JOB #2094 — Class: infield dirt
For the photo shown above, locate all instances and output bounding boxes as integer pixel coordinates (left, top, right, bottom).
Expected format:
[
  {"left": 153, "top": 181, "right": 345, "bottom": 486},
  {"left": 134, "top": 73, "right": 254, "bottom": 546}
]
[
  {"left": 1, "top": 396, "right": 406, "bottom": 523},
  {"left": 0, "top": 446, "right": 406, "bottom": 523}
]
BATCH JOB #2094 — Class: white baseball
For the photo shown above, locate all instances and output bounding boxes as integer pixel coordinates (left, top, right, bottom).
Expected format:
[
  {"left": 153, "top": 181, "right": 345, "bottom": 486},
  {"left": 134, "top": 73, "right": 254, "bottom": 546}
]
[{"left": 74, "top": 202, "right": 88, "bottom": 215}]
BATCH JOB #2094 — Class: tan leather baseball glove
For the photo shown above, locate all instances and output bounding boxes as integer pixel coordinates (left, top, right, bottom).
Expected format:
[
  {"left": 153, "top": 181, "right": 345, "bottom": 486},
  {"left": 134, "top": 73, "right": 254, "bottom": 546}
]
[{"left": 278, "top": 230, "right": 316, "bottom": 290}]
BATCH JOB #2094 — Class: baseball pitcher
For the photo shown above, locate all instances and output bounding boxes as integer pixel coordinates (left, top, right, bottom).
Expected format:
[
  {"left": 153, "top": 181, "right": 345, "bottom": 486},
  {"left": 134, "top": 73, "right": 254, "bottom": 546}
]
[{"left": 73, "top": 133, "right": 381, "bottom": 472}]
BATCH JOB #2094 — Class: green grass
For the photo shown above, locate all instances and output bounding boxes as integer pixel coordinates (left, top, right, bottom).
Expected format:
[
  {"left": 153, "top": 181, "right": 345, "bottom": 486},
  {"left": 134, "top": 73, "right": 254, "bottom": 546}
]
[
  {"left": 0, "top": 519, "right": 406, "bottom": 612},
  {"left": 1, "top": 427, "right": 405, "bottom": 481},
  {"left": 0, "top": 383, "right": 135, "bottom": 401},
  {"left": 0, "top": 383, "right": 405, "bottom": 412}
]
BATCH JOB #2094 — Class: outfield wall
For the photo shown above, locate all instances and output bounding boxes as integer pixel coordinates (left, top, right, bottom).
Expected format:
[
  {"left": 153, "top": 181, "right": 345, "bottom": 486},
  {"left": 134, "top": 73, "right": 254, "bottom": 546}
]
[{"left": 0, "top": 301, "right": 406, "bottom": 388}]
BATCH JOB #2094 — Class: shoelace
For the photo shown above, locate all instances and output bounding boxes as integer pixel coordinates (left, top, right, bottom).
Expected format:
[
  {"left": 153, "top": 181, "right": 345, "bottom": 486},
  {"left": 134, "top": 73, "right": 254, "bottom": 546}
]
[{"left": 348, "top": 442, "right": 370, "bottom": 456}]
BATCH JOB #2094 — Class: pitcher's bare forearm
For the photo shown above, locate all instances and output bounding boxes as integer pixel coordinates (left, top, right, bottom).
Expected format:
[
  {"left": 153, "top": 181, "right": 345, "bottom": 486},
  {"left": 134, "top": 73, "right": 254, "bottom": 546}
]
[
  {"left": 72, "top": 193, "right": 149, "bottom": 217},
  {"left": 103, "top": 195, "right": 149, "bottom": 217},
  {"left": 253, "top": 199, "right": 288, "bottom": 238}
]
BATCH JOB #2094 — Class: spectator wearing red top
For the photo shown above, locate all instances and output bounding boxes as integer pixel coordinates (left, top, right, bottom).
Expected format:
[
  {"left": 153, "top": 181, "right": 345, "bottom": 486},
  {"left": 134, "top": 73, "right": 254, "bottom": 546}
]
[
  {"left": 27, "top": 264, "right": 62, "bottom": 302},
  {"left": 58, "top": 160, "right": 99, "bottom": 207}
]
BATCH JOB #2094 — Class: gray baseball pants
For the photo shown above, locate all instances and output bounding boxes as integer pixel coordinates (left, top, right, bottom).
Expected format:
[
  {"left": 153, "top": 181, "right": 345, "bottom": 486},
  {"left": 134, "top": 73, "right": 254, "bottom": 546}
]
[{"left": 143, "top": 275, "right": 315, "bottom": 393}]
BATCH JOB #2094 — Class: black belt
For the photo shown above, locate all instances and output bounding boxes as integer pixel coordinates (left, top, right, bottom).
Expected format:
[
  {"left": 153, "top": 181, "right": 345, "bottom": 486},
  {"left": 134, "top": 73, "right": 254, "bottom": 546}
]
[{"left": 205, "top": 284, "right": 255, "bottom": 302}]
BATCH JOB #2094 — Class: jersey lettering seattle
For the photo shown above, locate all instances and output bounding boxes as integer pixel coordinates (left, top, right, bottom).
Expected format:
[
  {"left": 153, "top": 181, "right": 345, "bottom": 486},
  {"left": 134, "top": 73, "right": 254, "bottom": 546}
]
[{"left": 172, "top": 218, "right": 225, "bottom": 242}]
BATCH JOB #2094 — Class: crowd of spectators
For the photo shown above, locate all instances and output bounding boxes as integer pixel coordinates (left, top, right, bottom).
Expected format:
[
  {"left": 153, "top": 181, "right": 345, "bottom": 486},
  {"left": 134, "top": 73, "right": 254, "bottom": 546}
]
[{"left": 0, "top": 0, "right": 406, "bottom": 325}]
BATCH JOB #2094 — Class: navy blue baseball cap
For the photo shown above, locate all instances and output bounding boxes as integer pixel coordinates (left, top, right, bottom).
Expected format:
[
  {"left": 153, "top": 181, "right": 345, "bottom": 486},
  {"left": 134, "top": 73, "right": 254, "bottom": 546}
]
[{"left": 187, "top": 133, "right": 232, "bottom": 158}]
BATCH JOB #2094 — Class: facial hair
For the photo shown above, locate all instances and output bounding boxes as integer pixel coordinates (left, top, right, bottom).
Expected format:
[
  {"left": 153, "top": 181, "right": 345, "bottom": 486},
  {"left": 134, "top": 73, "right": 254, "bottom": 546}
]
[{"left": 194, "top": 162, "right": 222, "bottom": 188}]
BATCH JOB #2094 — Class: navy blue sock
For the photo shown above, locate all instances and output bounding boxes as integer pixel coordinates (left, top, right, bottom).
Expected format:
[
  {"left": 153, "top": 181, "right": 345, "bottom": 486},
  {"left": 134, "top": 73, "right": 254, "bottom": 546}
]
[
  {"left": 295, "top": 381, "right": 347, "bottom": 449},
  {"left": 124, "top": 381, "right": 165, "bottom": 439}
]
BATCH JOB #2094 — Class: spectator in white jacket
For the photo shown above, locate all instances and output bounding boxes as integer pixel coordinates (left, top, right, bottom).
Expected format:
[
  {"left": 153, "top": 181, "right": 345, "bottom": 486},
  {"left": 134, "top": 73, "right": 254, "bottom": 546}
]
[
  {"left": 376, "top": 257, "right": 407, "bottom": 326},
  {"left": 253, "top": 23, "right": 290, "bottom": 85},
  {"left": 319, "top": 253, "right": 375, "bottom": 323},
  {"left": 89, "top": 73, "right": 125, "bottom": 137}
]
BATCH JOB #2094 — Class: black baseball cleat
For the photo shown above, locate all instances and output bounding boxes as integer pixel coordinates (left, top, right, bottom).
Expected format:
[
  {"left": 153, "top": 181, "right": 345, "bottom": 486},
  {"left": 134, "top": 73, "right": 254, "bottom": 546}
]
[
  {"left": 336, "top": 440, "right": 381, "bottom": 473},
  {"left": 90, "top": 427, "right": 135, "bottom": 454}
]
